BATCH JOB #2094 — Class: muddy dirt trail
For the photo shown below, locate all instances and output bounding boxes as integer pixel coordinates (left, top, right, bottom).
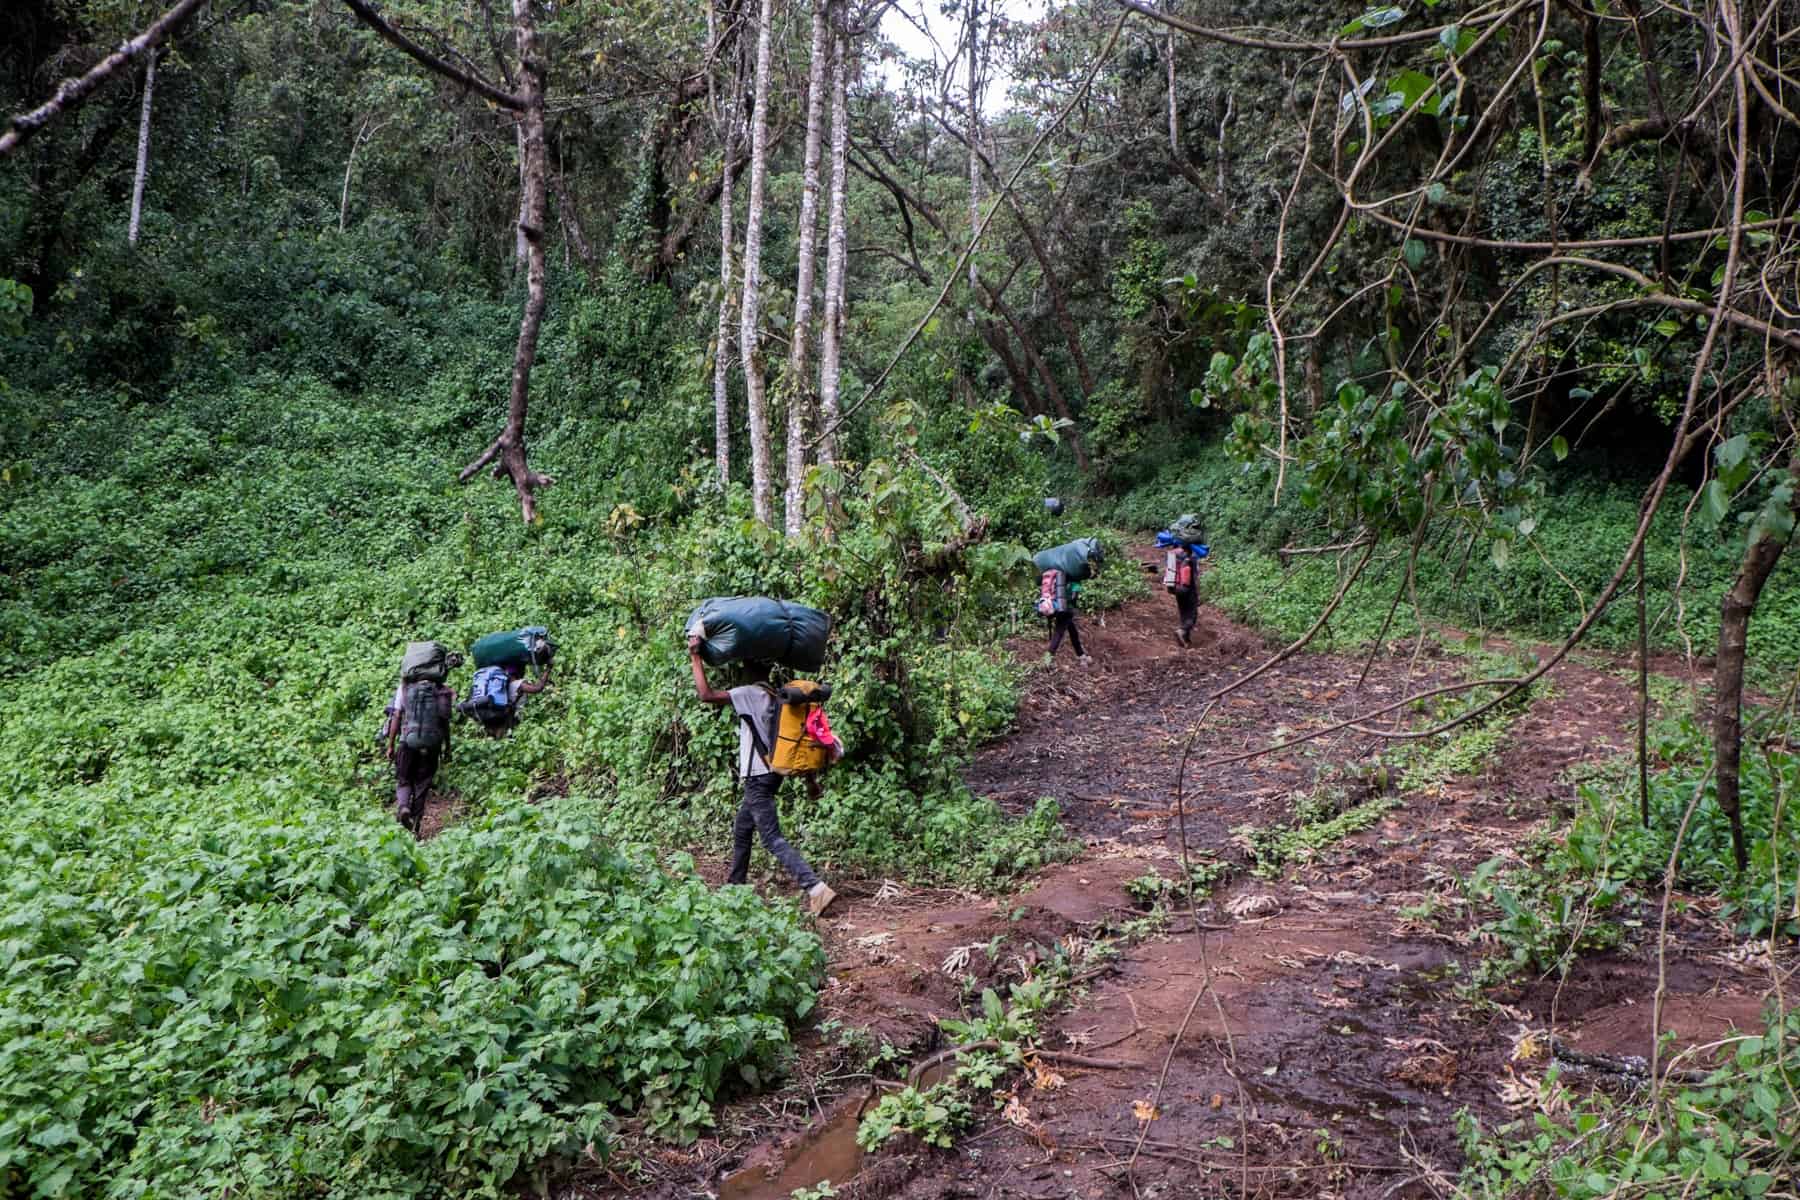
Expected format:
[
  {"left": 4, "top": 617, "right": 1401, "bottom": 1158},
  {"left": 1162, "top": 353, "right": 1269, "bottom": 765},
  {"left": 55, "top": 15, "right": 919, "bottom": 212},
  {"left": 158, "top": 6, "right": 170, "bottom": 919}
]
[{"left": 582, "top": 555, "right": 1784, "bottom": 1200}]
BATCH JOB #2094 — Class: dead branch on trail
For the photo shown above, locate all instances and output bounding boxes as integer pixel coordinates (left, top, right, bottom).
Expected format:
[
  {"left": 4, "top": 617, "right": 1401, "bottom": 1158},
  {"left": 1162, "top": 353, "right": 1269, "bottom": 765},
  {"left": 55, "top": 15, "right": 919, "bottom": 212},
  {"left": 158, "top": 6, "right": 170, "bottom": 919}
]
[
  {"left": 905, "top": 1041, "right": 1138, "bottom": 1087},
  {"left": 0, "top": 0, "right": 208, "bottom": 157},
  {"left": 1129, "top": 717, "right": 1247, "bottom": 1193}
]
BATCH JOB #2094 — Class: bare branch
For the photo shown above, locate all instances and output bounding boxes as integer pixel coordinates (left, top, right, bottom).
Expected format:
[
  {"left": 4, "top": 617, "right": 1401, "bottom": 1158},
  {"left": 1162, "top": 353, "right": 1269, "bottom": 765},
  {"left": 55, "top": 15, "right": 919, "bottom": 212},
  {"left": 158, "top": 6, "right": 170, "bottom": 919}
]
[
  {"left": 340, "top": 0, "right": 524, "bottom": 111},
  {"left": 0, "top": 0, "right": 208, "bottom": 157}
]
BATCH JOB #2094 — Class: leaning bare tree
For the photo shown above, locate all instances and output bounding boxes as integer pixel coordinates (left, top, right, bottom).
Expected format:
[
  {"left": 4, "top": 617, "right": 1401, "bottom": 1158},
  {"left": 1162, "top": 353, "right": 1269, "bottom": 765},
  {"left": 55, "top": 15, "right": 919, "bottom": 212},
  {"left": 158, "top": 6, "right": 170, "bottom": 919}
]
[{"left": 341, "top": 0, "right": 556, "bottom": 523}]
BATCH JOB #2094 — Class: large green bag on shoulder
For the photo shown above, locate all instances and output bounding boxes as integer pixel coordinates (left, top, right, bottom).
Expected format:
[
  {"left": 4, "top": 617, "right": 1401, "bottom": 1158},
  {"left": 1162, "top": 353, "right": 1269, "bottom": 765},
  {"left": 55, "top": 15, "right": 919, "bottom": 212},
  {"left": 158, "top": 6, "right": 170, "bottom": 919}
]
[
  {"left": 1032, "top": 537, "right": 1103, "bottom": 582},
  {"left": 400, "top": 641, "right": 449, "bottom": 683},
  {"left": 684, "top": 597, "right": 831, "bottom": 672},
  {"left": 471, "top": 626, "right": 555, "bottom": 670},
  {"left": 1169, "top": 513, "right": 1205, "bottom": 543}
]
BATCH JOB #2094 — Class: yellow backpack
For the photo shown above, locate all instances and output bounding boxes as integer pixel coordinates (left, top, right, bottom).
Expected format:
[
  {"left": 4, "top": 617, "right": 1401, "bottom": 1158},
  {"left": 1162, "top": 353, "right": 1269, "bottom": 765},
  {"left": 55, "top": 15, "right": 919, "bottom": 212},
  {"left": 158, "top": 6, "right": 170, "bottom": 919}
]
[{"left": 769, "top": 681, "right": 835, "bottom": 775}]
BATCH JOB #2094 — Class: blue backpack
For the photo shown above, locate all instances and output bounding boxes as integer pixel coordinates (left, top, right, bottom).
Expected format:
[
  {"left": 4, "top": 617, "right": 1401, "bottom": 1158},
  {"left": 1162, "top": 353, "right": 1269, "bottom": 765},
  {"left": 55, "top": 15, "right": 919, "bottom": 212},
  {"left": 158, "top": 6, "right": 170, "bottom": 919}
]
[{"left": 470, "top": 666, "right": 511, "bottom": 717}]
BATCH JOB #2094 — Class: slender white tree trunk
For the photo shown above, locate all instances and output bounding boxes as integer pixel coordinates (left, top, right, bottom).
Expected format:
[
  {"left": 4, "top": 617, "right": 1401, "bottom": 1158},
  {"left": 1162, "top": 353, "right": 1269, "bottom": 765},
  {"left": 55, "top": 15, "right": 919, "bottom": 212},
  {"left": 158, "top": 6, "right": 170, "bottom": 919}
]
[
  {"left": 340, "top": 115, "right": 389, "bottom": 233},
  {"left": 340, "top": 116, "right": 366, "bottom": 233},
  {"left": 514, "top": 120, "right": 529, "bottom": 268},
  {"left": 739, "top": 0, "right": 777, "bottom": 524},
  {"left": 128, "top": 50, "right": 156, "bottom": 247},
  {"left": 783, "top": 0, "right": 830, "bottom": 534},
  {"left": 818, "top": 6, "right": 850, "bottom": 465},
  {"left": 964, "top": 0, "right": 981, "bottom": 305},
  {"left": 708, "top": 0, "right": 737, "bottom": 486}
]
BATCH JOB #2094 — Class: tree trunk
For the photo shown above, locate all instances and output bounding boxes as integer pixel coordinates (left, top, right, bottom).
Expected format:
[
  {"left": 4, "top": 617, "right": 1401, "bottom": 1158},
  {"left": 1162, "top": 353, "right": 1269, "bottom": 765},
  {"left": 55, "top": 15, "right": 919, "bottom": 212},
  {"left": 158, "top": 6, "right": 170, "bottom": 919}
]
[
  {"left": 708, "top": 0, "right": 738, "bottom": 487},
  {"left": 340, "top": 114, "right": 391, "bottom": 234},
  {"left": 1003, "top": 197, "right": 1092, "bottom": 397},
  {"left": 1711, "top": 453, "right": 1800, "bottom": 872},
  {"left": 982, "top": 277, "right": 1089, "bottom": 469},
  {"left": 739, "top": 0, "right": 777, "bottom": 523},
  {"left": 980, "top": 318, "right": 1043, "bottom": 415},
  {"left": 513, "top": 120, "right": 528, "bottom": 269},
  {"left": 817, "top": 5, "right": 850, "bottom": 465},
  {"left": 963, "top": 0, "right": 982, "bottom": 314},
  {"left": 127, "top": 49, "right": 155, "bottom": 247},
  {"left": 784, "top": 0, "right": 830, "bottom": 534},
  {"left": 1162, "top": 5, "right": 1210, "bottom": 194},
  {"left": 458, "top": 0, "right": 552, "bottom": 522},
  {"left": 549, "top": 162, "right": 594, "bottom": 268}
]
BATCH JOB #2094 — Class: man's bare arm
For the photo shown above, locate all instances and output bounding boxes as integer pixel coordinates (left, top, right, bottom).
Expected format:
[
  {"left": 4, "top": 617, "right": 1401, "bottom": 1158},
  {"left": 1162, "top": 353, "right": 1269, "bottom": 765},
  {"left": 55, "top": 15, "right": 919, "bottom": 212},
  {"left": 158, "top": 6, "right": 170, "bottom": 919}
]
[{"left": 689, "top": 637, "right": 731, "bottom": 705}]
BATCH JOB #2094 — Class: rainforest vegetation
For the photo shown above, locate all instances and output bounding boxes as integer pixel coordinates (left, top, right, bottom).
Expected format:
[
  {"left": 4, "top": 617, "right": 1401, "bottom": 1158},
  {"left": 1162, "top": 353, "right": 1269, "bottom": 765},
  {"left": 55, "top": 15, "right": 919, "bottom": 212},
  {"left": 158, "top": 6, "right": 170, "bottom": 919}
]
[{"left": 2, "top": 0, "right": 1797, "bottom": 1195}]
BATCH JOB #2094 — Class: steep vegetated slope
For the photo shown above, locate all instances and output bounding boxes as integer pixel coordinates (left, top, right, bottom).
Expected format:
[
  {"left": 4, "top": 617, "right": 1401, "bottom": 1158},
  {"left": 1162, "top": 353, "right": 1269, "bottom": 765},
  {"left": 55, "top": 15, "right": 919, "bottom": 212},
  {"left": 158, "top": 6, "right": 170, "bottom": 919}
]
[{"left": 0, "top": 274, "right": 1074, "bottom": 1197}]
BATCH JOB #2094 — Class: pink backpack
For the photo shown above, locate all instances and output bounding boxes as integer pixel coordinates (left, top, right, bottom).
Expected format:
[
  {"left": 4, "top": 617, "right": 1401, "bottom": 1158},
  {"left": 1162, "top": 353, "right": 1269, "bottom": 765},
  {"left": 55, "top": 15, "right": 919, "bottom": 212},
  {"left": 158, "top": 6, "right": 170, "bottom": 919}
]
[{"left": 804, "top": 706, "right": 843, "bottom": 762}]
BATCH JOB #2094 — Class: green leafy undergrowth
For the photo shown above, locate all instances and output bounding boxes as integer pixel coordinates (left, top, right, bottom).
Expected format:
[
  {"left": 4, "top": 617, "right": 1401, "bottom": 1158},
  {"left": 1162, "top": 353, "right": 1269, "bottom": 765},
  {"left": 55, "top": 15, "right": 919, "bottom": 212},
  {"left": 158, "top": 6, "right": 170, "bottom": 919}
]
[
  {"left": 859, "top": 949, "right": 1108, "bottom": 1152},
  {"left": 856, "top": 1084, "right": 974, "bottom": 1151},
  {"left": 1461, "top": 710, "right": 1799, "bottom": 983},
  {"left": 1457, "top": 1007, "right": 1800, "bottom": 1199},
  {"left": 0, "top": 792, "right": 823, "bottom": 1198},
  {"left": 0, "top": 326, "right": 1073, "bottom": 1194},
  {"left": 1386, "top": 654, "right": 1543, "bottom": 792},
  {"left": 1234, "top": 787, "right": 1398, "bottom": 877}
]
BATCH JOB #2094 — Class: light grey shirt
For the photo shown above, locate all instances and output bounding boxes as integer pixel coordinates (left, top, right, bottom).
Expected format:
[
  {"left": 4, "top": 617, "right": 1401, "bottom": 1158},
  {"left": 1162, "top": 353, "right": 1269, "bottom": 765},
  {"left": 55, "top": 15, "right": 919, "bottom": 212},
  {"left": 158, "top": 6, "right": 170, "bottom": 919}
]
[{"left": 729, "top": 684, "right": 780, "bottom": 778}]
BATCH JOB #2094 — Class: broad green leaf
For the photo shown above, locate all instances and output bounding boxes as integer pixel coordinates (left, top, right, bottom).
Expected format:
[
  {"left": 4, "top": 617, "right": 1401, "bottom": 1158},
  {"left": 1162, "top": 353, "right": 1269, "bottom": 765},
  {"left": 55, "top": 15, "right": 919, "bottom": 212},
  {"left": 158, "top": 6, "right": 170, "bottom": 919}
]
[
  {"left": 1551, "top": 434, "right": 1569, "bottom": 461},
  {"left": 1716, "top": 433, "right": 1750, "bottom": 473},
  {"left": 1403, "top": 239, "right": 1429, "bottom": 270},
  {"left": 1701, "top": 478, "right": 1731, "bottom": 527},
  {"left": 1390, "top": 69, "right": 1435, "bottom": 109}
]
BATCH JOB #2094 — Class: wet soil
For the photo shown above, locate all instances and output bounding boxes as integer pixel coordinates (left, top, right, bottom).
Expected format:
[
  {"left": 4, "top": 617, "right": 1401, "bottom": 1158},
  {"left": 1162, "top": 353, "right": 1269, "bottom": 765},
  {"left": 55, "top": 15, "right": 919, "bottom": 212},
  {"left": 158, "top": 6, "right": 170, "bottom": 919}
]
[{"left": 567, "top": 553, "right": 1790, "bottom": 1200}]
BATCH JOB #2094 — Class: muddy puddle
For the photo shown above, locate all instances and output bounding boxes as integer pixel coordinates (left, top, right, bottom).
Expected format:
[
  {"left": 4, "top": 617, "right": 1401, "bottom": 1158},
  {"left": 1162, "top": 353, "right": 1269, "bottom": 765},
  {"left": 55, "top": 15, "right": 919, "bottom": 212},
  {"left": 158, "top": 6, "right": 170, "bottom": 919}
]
[{"left": 718, "top": 1092, "right": 870, "bottom": 1200}]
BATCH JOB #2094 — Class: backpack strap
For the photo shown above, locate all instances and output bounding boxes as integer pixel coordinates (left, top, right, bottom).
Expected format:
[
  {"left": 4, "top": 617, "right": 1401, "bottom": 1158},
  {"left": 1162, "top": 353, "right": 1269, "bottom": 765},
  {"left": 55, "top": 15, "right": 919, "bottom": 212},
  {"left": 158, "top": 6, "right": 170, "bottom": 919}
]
[{"left": 735, "top": 683, "right": 777, "bottom": 774}]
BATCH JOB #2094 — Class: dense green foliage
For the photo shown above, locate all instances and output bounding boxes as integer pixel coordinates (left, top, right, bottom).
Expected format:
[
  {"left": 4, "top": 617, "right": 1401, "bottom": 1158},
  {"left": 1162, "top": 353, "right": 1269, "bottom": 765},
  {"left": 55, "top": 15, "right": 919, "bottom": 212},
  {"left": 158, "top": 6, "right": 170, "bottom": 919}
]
[
  {"left": 0, "top": 249, "right": 1077, "bottom": 1195},
  {"left": 1, "top": 798, "right": 821, "bottom": 1197},
  {"left": 1455, "top": 710, "right": 1800, "bottom": 991},
  {"left": 1458, "top": 1007, "right": 1800, "bottom": 1199}
]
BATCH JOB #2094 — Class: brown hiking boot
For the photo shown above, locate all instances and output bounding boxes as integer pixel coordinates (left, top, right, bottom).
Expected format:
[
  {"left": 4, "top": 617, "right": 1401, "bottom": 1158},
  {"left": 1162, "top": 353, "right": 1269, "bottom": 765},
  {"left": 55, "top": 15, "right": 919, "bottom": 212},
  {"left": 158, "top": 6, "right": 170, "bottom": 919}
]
[{"left": 807, "top": 882, "right": 838, "bottom": 917}]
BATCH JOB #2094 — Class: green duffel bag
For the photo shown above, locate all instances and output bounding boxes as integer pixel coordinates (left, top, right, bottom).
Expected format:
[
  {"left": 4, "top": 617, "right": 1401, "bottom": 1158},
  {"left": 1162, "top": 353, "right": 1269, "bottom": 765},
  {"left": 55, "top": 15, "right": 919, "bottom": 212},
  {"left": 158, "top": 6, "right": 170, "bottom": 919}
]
[
  {"left": 471, "top": 626, "right": 555, "bottom": 670},
  {"left": 1169, "top": 513, "right": 1205, "bottom": 543},
  {"left": 1032, "top": 537, "right": 1103, "bottom": 582},
  {"left": 400, "top": 640, "right": 449, "bottom": 683},
  {"left": 684, "top": 597, "right": 831, "bottom": 672}
]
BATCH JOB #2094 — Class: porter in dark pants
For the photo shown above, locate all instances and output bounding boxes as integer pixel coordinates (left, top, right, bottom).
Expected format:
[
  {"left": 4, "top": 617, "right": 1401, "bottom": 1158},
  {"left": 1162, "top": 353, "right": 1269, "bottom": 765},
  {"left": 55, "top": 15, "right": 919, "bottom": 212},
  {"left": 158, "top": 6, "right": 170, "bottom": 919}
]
[
  {"left": 393, "top": 744, "right": 440, "bottom": 831},
  {"left": 1175, "top": 589, "right": 1199, "bottom": 645},
  {"left": 688, "top": 638, "right": 838, "bottom": 915},
  {"left": 728, "top": 773, "right": 820, "bottom": 888},
  {"left": 1047, "top": 611, "right": 1086, "bottom": 658}
]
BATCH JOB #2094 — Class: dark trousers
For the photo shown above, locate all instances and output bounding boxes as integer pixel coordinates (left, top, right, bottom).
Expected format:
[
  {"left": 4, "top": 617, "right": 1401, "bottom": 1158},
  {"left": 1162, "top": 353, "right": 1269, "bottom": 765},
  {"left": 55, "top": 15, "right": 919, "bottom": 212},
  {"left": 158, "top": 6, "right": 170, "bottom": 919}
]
[
  {"left": 728, "top": 773, "right": 820, "bottom": 890},
  {"left": 1175, "top": 589, "right": 1198, "bottom": 637},
  {"left": 394, "top": 744, "right": 440, "bottom": 831},
  {"left": 1047, "top": 611, "right": 1085, "bottom": 657}
]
